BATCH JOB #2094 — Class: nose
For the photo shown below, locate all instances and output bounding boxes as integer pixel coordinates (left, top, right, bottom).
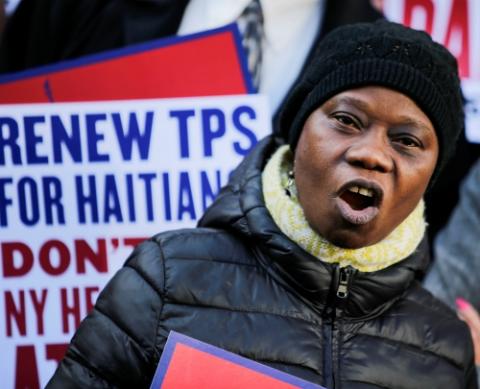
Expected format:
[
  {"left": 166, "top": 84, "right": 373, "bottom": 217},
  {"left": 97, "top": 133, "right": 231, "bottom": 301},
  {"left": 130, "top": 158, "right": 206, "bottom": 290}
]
[{"left": 344, "top": 130, "right": 394, "bottom": 173}]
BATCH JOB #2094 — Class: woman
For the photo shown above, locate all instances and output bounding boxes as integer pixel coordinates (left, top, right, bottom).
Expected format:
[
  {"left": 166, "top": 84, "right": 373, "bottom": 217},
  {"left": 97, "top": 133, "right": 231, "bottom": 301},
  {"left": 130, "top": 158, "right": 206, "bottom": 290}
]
[{"left": 47, "top": 20, "right": 477, "bottom": 388}]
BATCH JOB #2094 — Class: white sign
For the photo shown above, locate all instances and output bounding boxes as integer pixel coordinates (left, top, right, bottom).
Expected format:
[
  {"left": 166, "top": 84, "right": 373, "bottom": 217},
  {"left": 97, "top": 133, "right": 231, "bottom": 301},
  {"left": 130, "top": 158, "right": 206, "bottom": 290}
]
[{"left": 0, "top": 94, "right": 271, "bottom": 388}]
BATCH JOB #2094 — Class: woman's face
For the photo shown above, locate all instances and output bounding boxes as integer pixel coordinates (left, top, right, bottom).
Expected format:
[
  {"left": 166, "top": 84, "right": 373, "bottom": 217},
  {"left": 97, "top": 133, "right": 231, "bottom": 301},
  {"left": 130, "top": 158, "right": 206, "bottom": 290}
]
[{"left": 294, "top": 86, "right": 439, "bottom": 248}]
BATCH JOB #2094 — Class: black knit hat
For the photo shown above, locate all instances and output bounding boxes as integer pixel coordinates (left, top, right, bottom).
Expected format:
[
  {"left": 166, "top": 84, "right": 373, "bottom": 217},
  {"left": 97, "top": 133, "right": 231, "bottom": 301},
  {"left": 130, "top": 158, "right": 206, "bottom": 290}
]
[{"left": 280, "top": 20, "right": 463, "bottom": 183}]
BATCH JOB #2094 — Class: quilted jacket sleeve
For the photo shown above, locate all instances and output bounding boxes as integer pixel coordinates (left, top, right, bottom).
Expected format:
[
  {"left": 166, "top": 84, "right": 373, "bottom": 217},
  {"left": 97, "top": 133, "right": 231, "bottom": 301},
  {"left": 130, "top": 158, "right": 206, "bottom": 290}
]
[{"left": 46, "top": 239, "right": 166, "bottom": 388}]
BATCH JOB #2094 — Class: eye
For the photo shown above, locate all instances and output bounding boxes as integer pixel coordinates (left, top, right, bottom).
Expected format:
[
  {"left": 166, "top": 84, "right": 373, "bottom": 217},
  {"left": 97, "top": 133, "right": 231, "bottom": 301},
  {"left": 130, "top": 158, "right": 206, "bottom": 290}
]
[
  {"left": 332, "top": 113, "right": 361, "bottom": 129},
  {"left": 392, "top": 135, "right": 422, "bottom": 148}
]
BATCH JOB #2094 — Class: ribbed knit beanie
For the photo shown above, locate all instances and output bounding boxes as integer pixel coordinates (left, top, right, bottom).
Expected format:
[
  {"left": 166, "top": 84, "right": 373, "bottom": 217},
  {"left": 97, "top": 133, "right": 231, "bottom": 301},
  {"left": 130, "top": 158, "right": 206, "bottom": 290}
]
[{"left": 279, "top": 20, "right": 463, "bottom": 183}]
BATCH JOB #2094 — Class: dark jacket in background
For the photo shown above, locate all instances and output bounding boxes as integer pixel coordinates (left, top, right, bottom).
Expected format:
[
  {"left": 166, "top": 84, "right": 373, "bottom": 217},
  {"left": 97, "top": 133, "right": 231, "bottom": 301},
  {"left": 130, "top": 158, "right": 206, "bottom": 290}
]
[{"left": 47, "top": 137, "right": 477, "bottom": 388}]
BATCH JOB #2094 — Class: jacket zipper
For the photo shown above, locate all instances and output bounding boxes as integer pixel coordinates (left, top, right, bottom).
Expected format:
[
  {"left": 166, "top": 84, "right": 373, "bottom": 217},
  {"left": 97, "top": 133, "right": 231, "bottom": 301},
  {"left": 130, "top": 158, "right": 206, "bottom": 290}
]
[
  {"left": 322, "top": 309, "right": 334, "bottom": 389},
  {"left": 330, "top": 267, "right": 353, "bottom": 389},
  {"left": 336, "top": 267, "right": 352, "bottom": 300}
]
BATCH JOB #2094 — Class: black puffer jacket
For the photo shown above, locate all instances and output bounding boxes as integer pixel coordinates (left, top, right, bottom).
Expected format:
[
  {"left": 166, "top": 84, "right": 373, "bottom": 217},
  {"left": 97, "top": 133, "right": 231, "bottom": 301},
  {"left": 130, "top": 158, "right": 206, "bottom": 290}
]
[{"left": 47, "top": 137, "right": 477, "bottom": 388}]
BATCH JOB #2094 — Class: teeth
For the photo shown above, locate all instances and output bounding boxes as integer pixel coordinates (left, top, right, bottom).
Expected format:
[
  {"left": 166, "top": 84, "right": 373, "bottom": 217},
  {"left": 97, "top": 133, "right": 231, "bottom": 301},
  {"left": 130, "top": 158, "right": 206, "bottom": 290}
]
[
  {"left": 348, "top": 186, "right": 374, "bottom": 197},
  {"left": 349, "top": 186, "right": 359, "bottom": 193},
  {"left": 359, "top": 188, "right": 374, "bottom": 197}
]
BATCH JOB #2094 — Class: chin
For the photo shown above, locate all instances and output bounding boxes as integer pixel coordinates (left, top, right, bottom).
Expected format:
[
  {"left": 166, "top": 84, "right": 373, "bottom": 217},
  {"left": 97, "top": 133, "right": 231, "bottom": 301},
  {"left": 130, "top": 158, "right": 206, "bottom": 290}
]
[
  {"left": 326, "top": 230, "right": 382, "bottom": 249},
  {"left": 309, "top": 216, "right": 389, "bottom": 249},
  {"left": 329, "top": 236, "right": 366, "bottom": 249}
]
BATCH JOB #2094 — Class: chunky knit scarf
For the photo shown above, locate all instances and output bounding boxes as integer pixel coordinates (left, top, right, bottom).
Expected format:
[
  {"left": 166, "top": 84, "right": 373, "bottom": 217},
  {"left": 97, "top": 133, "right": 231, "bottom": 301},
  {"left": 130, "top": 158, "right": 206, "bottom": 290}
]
[{"left": 262, "top": 145, "right": 426, "bottom": 272}]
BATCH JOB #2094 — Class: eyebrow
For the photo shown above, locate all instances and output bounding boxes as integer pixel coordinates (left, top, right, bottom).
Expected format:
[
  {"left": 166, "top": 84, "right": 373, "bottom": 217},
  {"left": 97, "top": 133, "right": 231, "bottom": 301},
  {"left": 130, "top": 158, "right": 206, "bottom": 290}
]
[
  {"left": 328, "top": 96, "right": 435, "bottom": 134},
  {"left": 328, "top": 96, "right": 371, "bottom": 112}
]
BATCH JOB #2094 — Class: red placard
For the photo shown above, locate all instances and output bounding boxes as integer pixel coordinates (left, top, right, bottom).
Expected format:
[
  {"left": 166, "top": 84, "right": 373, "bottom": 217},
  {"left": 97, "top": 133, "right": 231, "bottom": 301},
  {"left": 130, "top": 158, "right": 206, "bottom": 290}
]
[
  {"left": 0, "top": 24, "right": 253, "bottom": 104},
  {"left": 151, "top": 332, "right": 325, "bottom": 389}
]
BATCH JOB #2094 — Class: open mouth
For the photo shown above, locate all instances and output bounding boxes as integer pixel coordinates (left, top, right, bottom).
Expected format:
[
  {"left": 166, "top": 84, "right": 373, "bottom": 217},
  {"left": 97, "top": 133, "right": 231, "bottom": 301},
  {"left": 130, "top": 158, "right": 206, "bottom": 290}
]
[
  {"left": 337, "top": 181, "right": 383, "bottom": 225},
  {"left": 340, "top": 186, "right": 377, "bottom": 210}
]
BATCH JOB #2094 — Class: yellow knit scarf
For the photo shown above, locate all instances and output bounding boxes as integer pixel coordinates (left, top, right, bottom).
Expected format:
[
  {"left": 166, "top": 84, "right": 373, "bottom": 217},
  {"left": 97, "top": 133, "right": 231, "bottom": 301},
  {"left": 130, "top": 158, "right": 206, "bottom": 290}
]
[{"left": 262, "top": 145, "right": 426, "bottom": 272}]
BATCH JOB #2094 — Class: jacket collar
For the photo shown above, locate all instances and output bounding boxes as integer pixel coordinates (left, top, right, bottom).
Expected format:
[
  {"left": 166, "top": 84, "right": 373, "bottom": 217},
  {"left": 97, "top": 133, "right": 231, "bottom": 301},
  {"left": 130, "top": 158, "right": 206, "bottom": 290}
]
[{"left": 199, "top": 136, "right": 430, "bottom": 319}]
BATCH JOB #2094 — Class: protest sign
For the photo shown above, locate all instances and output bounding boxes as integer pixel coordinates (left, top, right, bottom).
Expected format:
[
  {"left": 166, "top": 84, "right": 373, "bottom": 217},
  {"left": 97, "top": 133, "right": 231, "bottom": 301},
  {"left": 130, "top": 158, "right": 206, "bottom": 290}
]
[
  {"left": 0, "top": 94, "right": 271, "bottom": 388},
  {"left": 0, "top": 24, "right": 253, "bottom": 104},
  {"left": 151, "top": 331, "right": 326, "bottom": 389}
]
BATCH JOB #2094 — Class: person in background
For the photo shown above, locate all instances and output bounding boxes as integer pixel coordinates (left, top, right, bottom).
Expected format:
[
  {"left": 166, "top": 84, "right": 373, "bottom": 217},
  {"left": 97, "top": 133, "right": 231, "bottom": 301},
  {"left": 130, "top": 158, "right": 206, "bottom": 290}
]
[
  {"left": 424, "top": 158, "right": 480, "bottom": 383},
  {"left": 46, "top": 20, "right": 476, "bottom": 388}
]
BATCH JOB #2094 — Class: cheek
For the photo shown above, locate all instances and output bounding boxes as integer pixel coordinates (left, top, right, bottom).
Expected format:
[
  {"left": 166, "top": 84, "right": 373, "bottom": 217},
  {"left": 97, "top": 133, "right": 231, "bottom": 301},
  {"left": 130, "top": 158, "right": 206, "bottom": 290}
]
[
  {"left": 394, "top": 162, "right": 435, "bottom": 213},
  {"left": 295, "top": 133, "right": 341, "bottom": 203},
  {"left": 294, "top": 152, "right": 334, "bottom": 226},
  {"left": 295, "top": 147, "right": 330, "bottom": 195},
  {"left": 411, "top": 155, "right": 438, "bottom": 192},
  {"left": 294, "top": 119, "right": 340, "bottom": 217},
  {"left": 296, "top": 133, "right": 333, "bottom": 174}
]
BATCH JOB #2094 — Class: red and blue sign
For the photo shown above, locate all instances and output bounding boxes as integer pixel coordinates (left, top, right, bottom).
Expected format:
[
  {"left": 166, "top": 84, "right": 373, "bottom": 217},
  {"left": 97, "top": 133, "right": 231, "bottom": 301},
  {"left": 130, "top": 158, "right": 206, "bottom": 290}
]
[{"left": 152, "top": 331, "right": 326, "bottom": 389}]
